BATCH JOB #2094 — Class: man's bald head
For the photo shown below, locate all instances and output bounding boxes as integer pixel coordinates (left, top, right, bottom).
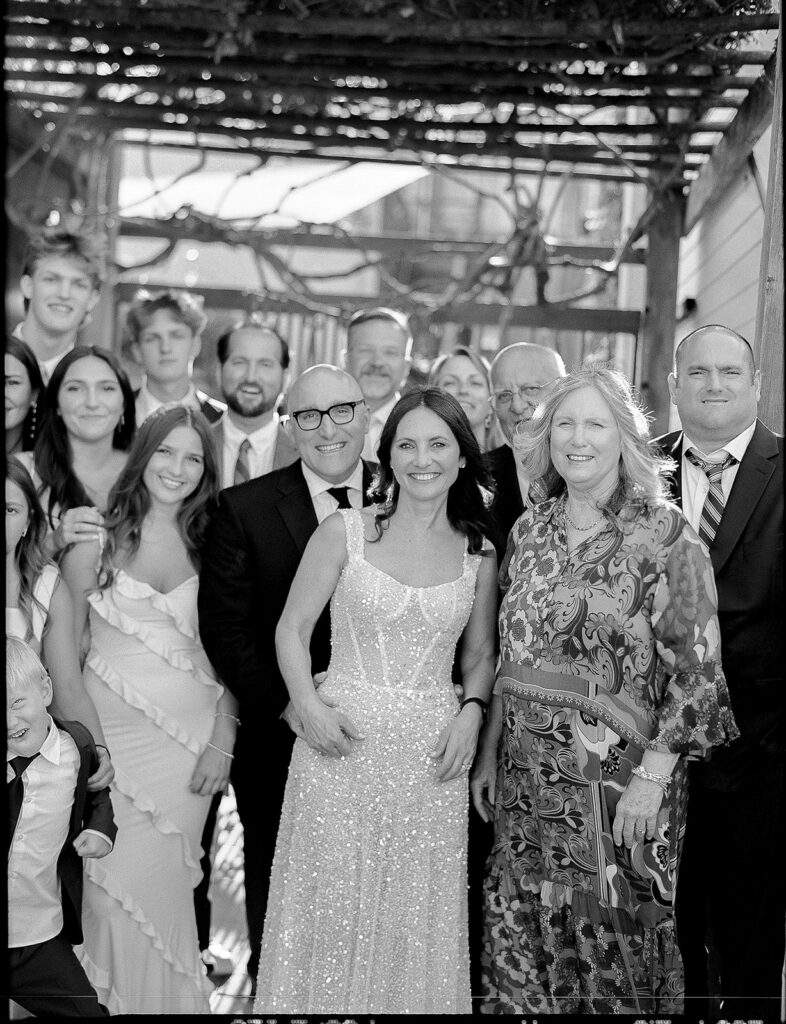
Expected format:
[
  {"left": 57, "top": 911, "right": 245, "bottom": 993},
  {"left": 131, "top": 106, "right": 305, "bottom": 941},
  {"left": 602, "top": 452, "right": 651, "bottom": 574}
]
[
  {"left": 285, "top": 364, "right": 370, "bottom": 484},
  {"left": 489, "top": 343, "right": 566, "bottom": 443}
]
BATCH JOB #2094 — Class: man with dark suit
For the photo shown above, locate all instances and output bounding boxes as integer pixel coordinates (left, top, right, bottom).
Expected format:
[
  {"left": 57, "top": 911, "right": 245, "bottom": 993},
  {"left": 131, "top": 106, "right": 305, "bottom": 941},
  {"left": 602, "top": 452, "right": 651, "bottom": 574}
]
[
  {"left": 484, "top": 342, "right": 566, "bottom": 559},
  {"left": 656, "top": 324, "right": 784, "bottom": 1021},
  {"left": 198, "top": 363, "right": 375, "bottom": 993},
  {"left": 7, "top": 637, "right": 117, "bottom": 1017}
]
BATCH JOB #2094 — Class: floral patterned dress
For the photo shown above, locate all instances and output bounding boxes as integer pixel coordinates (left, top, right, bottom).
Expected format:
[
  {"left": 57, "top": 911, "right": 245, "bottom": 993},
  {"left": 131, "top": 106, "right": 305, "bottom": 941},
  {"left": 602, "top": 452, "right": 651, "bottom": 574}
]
[{"left": 481, "top": 496, "right": 738, "bottom": 1015}]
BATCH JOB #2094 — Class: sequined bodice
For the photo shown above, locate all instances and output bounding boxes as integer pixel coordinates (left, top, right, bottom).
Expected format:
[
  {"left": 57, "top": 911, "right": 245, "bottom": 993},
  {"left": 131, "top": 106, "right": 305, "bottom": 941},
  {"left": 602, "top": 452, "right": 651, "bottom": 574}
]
[{"left": 322, "top": 509, "right": 480, "bottom": 707}]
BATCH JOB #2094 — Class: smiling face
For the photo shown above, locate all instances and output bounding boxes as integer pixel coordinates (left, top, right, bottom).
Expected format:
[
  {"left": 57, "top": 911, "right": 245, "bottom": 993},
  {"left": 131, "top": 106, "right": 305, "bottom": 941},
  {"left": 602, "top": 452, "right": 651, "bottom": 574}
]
[
  {"left": 432, "top": 354, "right": 490, "bottom": 432},
  {"left": 5, "top": 354, "right": 37, "bottom": 432},
  {"left": 344, "top": 319, "right": 411, "bottom": 411},
  {"left": 286, "top": 366, "right": 369, "bottom": 485},
  {"left": 57, "top": 355, "right": 125, "bottom": 443},
  {"left": 220, "top": 327, "right": 287, "bottom": 419},
  {"left": 390, "top": 405, "right": 464, "bottom": 502},
  {"left": 142, "top": 424, "right": 205, "bottom": 508},
  {"left": 490, "top": 345, "right": 564, "bottom": 443},
  {"left": 7, "top": 671, "right": 53, "bottom": 759},
  {"left": 5, "top": 478, "right": 30, "bottom": 556},
  {"left": 669, "top": 330, "right": 760, "bottom": 450},
  {"left": 20, "top": 254, "right": 100, "bottom": 339},
  {"left": 550, "top": 386, "right": 622, "bottom": 501},
  {"left": 132, "top": 309, "right": 201, "bottom": 388}
]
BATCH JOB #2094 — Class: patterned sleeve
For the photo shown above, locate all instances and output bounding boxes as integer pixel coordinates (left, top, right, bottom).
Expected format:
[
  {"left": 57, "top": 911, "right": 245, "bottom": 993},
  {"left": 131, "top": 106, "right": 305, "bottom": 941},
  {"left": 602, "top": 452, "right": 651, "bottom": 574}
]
[{"left": 648, "top": 524, "right": 739, "bottom": 757}]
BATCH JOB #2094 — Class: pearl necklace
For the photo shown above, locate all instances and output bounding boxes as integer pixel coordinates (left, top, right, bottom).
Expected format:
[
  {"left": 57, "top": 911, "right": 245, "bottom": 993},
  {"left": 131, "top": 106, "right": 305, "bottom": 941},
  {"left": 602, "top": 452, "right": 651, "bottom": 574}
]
[{"left": 564, "top": 505, "right": 605, "bottom": 532}]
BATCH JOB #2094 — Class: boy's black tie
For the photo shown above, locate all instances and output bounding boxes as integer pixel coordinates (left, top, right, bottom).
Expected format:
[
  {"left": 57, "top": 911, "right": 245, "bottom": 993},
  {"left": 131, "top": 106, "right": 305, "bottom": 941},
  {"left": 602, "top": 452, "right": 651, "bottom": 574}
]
[{"left": 8, "top": 753, "right": 40, "bottom": 850}]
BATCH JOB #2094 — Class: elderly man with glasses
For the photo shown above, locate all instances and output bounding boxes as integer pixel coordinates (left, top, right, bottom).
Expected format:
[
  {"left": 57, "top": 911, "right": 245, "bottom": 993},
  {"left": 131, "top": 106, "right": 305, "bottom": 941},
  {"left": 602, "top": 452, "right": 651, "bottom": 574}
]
[
  {"left": 198, "top": 364, "right": 376, "bottom": 997},
  {"left": 485, "top": 342, "right": 566, "bottom": 560}
]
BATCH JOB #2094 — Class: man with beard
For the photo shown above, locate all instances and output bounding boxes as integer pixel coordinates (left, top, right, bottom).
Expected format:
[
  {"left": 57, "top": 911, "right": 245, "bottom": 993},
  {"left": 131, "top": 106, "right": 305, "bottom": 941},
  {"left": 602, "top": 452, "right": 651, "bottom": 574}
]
[
  {"left": 342, "top": 306, "right": 413, "bottom": 461},
  {"left": 213, "top": 322, "right": 298, "bottom": 488}
]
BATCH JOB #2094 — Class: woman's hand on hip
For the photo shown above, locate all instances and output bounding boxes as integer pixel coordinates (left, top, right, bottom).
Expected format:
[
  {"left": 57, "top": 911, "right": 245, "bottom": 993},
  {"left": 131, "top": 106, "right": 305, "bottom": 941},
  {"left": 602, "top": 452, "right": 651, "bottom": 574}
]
[
  {"left": 612, "top": 774, "right": 665, "bottom": 848},
  {"left": 87, "top": 746, "right": 114, "bottom": 791}
]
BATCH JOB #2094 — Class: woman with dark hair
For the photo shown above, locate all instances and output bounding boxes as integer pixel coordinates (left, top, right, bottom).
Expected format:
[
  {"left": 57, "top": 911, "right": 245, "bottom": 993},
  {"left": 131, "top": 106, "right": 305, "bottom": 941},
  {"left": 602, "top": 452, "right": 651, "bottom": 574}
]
[
  {"left": 6, "top": 336, "right": 44, "bottom": 455},
  {"left": 6, "top": 457, "right": 113, "bottom": 789},
  {"left": 60, "top": 407, "right": 237, "bottom": 1014},
  {"left": 24, "top": 345, "right": 136, "bottom": 556},
  {"left": 470, "top": 366, "right": 738, "bottom": 1014},
  {"left": 255, "top": 386, "right": 497, "bottom": 1014},
  {"left": 429, "top": 345, "right": 493, "bottom": 451}
]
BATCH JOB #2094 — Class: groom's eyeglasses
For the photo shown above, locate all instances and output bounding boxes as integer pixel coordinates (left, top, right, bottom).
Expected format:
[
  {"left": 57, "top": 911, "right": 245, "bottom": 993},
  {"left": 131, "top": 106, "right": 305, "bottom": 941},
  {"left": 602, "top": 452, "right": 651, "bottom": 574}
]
[{"left": 290, "top": 400, "right": 366, "bottom": 431}]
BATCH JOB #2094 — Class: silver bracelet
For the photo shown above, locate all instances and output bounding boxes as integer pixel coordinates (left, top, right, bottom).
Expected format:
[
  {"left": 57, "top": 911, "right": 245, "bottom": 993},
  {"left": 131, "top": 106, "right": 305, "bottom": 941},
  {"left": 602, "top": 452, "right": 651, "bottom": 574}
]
[
  {"left": 214, "top": 712, "right": 240, "bottom": 725},
  {"left": 631, "top": 764, "right": 671, "bottom": 791},
  {"left": 206, "top": 741, "right": 234, "bottom": 760}
]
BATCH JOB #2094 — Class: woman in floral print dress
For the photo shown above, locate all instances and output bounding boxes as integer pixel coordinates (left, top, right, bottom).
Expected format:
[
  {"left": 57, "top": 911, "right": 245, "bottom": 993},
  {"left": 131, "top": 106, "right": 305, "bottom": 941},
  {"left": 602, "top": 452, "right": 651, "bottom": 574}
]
[{"left": 471, "top": 367, "right": 738, "bottom": 1015}]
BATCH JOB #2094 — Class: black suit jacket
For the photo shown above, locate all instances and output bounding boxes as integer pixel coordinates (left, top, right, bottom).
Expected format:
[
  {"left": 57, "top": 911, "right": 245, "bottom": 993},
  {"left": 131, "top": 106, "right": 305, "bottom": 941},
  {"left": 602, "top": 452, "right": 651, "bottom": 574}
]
[
  {"left": 484, "top": 444, "right": 525, "bottom": 562},
  {"left": 654, "top": 421, "right": 784, "bottom": 786},
  {"left": 198, "top": 459, "right": 376, "bottom": 734},
  {"left": 37, "top": 719, "right": 117, "bottom": 945}
]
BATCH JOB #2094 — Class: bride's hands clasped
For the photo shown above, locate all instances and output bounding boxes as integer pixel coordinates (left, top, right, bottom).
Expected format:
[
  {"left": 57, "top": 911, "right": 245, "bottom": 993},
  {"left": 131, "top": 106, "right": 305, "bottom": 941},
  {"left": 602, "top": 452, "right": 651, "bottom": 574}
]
[{"left": 429, "top": 702, "right": 484, "bottom": 782}]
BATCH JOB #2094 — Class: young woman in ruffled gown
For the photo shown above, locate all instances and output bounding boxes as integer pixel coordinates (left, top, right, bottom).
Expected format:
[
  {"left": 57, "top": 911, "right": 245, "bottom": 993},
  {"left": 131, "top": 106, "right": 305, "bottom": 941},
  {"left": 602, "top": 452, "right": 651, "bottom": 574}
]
[
  {"left": 62, "top": 406, "right": 238, "bottom": 1014},
  {"left": 255, "top": 388, "right": 497, "bottom": 1015}
]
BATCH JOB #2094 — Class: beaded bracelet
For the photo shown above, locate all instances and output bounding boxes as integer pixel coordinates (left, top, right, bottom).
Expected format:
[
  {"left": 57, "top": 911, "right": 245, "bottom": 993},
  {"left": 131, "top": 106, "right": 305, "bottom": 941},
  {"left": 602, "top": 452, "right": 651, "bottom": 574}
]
[
  {"left": 214, "top": 712, "right": 241, "bottom": 725},
  {"left": 207, "top": 742, "right": 234, "bottom": 760},
  {"left": 631, "top": 764, "right": 671, "bottom": 791}
]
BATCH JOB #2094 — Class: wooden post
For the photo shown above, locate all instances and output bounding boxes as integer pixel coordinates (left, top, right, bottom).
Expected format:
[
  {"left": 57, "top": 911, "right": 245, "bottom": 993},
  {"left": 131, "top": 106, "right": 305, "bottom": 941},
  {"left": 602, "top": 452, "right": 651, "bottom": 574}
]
[
  {"left": 638, "top": 188, "right": 684, "bottom": 434},
  {"left": 753, "top": 28, "right": 783, "bottom": 434}
]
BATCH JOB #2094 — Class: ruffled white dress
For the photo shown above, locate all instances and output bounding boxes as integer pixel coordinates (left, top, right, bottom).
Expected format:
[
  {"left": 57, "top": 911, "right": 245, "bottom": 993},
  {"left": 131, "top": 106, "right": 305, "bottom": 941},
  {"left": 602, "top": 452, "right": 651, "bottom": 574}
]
[{"left": 77, "top": 568, "right": 219, "bottom": 1014}]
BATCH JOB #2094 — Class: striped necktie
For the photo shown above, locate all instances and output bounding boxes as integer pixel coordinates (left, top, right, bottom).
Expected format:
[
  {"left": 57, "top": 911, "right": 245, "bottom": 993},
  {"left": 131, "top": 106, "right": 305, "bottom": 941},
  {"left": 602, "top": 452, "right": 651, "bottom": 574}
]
[
  {"left": 233, "top": 438, "right": 252, "bottom": 486},
  {"left": 685, "top": 448, "right": 736, "bottom": 548}
]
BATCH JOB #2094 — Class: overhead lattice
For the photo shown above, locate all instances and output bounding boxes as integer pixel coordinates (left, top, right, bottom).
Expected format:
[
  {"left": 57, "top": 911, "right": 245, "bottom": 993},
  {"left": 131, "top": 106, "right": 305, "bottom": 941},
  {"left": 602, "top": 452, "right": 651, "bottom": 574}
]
[{"left": 5, "top": 0, "right": 779, "bottom": 189}]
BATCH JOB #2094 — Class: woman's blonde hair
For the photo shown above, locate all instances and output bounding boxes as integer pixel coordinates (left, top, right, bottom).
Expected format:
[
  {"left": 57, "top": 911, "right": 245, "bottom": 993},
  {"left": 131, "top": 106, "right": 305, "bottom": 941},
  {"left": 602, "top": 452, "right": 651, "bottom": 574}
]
[{"left": 514, "top": 365, "right": 675, "bottom": 513}]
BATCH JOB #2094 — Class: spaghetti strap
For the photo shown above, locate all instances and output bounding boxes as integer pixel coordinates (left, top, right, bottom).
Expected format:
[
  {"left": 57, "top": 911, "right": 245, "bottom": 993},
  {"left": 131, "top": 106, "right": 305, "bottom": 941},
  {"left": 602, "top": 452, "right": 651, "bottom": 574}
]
[{"left": 340, "top": 506, "right": 365, "bottom": 563}]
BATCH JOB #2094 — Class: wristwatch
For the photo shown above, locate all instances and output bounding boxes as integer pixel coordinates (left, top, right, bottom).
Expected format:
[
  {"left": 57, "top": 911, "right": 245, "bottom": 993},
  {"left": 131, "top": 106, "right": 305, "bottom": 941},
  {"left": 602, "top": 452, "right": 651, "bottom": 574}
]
[{"left": 460, "top": 696, "right": 488, "bottom": 721}]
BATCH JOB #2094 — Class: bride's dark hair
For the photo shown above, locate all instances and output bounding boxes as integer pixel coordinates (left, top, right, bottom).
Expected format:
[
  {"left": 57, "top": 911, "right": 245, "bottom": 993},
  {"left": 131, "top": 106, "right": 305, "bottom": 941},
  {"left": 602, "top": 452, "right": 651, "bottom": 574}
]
[
  {"left": 97, "top": 406, "right": 219, "bottom": 589},
  {"left": 368, "top": 386, "right": 494, "bottom": 555}
]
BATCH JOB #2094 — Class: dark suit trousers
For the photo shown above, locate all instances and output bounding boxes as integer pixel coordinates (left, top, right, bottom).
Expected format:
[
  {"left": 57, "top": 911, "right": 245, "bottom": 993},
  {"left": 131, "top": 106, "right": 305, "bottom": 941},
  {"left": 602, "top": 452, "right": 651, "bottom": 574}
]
[
  {"left": 193, "top": 789, "right": 223, "bottom": 951},
  {"left": 231, "top": 726, "right": 294, "bottom": 979},
  {"left": 10, "top": 931, "right": 108, "bottom": 1017},
  {"left": 676, "top": 747, "right": 786, "bottom": 1021}
]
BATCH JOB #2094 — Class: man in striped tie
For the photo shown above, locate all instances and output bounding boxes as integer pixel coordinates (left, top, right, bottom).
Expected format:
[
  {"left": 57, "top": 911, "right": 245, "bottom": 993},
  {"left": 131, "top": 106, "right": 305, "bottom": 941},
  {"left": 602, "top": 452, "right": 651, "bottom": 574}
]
[{"left": 656, "top": 325, "right": 784, "bottom": 1021}]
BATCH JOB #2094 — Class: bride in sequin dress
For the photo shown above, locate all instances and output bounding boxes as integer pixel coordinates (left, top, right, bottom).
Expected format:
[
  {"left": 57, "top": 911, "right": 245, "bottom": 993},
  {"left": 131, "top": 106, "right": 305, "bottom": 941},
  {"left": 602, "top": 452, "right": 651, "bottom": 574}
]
[{"left": 254, "top": 388, "right": 497, "bottom": 1014}]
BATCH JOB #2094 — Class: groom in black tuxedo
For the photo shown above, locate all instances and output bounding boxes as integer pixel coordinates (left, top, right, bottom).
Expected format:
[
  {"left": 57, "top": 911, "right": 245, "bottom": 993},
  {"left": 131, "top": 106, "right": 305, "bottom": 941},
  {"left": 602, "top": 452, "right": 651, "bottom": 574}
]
[{"left": 198, "top": 364, "right": 376, "bottom": 991}]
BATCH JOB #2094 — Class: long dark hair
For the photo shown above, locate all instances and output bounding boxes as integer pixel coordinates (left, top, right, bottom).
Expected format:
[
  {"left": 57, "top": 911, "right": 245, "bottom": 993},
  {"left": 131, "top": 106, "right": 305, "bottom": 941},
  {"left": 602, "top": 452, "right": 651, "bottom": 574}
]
[
  {"left": 6, "top": 457, "right": 53, "bottom": 642},
  {"left": 5, "top": 336, "right": 44, "bottom": 451},
  {"left": 368, "top": 386, "right": 493, "bottom": 555},
  {"left": 97, "top": 406, "right": 219, "bottom": 588},
  {"left": 34, "top": 346, "right": 136, "bottom": 526}
]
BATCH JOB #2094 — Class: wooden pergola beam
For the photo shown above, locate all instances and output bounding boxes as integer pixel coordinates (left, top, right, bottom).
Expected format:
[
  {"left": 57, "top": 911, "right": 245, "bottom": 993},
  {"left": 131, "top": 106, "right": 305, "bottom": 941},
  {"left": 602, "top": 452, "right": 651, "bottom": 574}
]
[
  {"left": 11, "top": 5, "right": 776, "bottom": 41},
  {"left": 3, "top": 68, "right": 745, "bottom": 111},
  {"left": 117, "top": 220, "right": 647, "bottom": 264},
  {"left": 3, "top": 47, "right": 760, "bottom": 94},
  {"left": 753, "top": 30, "right": 783, "bottom": 433},
  {"left": 112, "top": 132, "right": 661, "bottom": 182},
  {"left": 684, "top": 55, "right": 777, "bottom": 233},
  {"left": 112, "top": 281, "right": 641, "bottom": 334}
]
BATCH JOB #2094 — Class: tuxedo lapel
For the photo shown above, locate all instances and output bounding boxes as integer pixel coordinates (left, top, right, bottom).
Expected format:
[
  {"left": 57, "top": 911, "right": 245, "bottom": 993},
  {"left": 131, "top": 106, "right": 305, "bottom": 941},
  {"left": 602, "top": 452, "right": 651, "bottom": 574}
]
[
  {"left": 275, "top": 462, "right": 318, "bottom": 555},
  {"left": 711, "top": 421, "right": 779, "bottom": 575}
]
